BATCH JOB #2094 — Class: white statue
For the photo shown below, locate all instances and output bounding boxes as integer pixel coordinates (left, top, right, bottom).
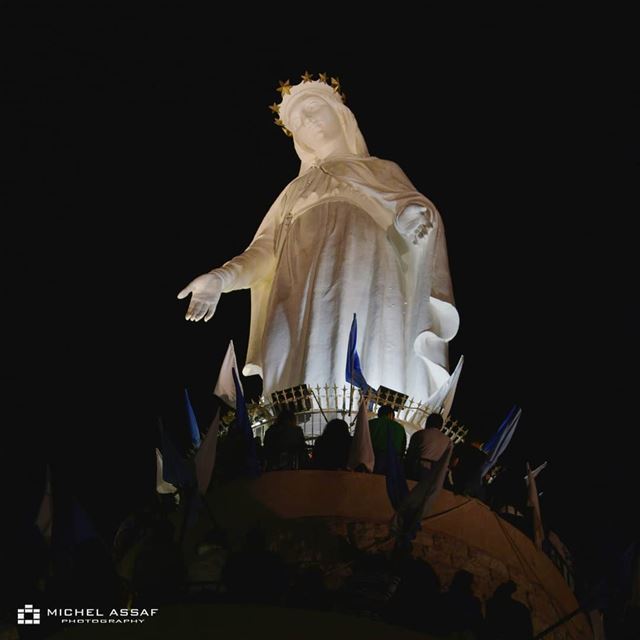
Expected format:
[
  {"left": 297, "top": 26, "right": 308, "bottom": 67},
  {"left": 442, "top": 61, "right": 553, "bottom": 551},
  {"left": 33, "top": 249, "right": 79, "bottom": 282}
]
[{"left": 178, "top": 75, "right": 459, "bottom": 404}]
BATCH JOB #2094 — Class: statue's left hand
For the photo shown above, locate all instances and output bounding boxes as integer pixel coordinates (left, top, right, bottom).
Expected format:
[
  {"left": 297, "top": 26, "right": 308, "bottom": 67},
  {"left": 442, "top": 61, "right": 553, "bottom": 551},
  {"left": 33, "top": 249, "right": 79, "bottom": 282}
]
[{"left": 395, "top": 203, "right": 433, "bottom": 244}]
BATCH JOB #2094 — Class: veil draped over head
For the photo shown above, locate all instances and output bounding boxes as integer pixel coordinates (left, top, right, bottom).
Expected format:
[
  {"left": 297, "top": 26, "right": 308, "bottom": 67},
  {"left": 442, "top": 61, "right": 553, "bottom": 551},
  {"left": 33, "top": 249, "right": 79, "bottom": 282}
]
[{"left": 278, "top": 81, "right": 369, "bottom": 174}]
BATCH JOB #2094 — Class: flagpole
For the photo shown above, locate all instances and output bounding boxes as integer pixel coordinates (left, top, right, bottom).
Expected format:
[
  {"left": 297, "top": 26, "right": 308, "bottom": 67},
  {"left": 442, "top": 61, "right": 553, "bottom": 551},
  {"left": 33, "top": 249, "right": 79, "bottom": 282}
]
[
  {"left": 177, "top": 486, "right": 193, "bottom": 550},
  {"left": 348, "top": 341, "right": 356, "bottom": 418},
  {"left": 350, "top": 390, "right": 369, "bottom": 427},
  {"left": 348, "top": 382, "right": 354, "bottom": 418}
]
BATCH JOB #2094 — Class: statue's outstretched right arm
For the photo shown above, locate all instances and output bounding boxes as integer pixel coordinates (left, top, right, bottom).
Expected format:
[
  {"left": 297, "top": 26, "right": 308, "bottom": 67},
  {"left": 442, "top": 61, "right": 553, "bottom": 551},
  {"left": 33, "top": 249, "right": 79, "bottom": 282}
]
[{"left": 177, "top": 200, "right": 281, "bottom": 322}]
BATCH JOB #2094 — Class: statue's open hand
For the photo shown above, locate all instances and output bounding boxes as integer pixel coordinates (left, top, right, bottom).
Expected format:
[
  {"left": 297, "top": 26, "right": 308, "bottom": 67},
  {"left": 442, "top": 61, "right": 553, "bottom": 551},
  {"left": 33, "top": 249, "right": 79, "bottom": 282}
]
[
  {"left": 396, "top": 203, "right": 434, "bottom": 244},
  {"left": 177, "top": 273, "right": 223, "bottom": 322}
]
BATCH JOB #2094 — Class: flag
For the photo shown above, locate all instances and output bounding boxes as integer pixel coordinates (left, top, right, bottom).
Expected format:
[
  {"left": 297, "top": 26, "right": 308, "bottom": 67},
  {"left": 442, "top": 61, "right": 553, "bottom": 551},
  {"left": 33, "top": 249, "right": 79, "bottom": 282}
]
[
  {"left": 180, "top": 488, "right": 206, "bottom": 537},
  {"left": 426, "top": 355, "right": 464, "bottom": 419},
  {"left": 481, "top": 406, "right": 522, "bottom": 476},
  {"left": 195, "top": 408, "right": 220, "bottom": 495},
  {"left": 52, "top": 494, "right": 100, "bottom": 549},
  {"left": 155, "top": 448, "right": 178, "bottom": 494},
  {"left": 184, "top": 388, "right": 201, "bottom": 448},
  {"left": 159, "top": 417, "right": 196, "bottom": 489},
  {"left": 232, "top": 367, "right": 261, "bottom": 478},
  {"left": 36, "top": 463, "right": 53, "bottom": 540},
  {"left": 391, "top": 443, "right": 453, "bottom": 542},
  {"left": 346, "top": 313, "right": 370, "bottom": 390},
  {"left": 524, "top": 460, "right": 548, "bottom": 486},
  {"left": 214, "top": 340, "right": 243, "bottom": 407},
  {"left": 347, "top": 398, "right": 375, "bottom": 472},
  {"left": 526, "top": 462, "right": 544, "bottom": 549},
  {"left": 385, "top": 421, "right": 409, "bottom": 509}
]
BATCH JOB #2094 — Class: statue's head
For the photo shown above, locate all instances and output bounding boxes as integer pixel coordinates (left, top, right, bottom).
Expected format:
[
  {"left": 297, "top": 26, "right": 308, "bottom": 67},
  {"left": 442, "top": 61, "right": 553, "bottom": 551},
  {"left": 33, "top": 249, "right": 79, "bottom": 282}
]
[
  {"left": 275, "top": 75, "right": 369, "bottom": 173},
  {"left": 287, "top": 94, "right": 346, "bottom": 158}
]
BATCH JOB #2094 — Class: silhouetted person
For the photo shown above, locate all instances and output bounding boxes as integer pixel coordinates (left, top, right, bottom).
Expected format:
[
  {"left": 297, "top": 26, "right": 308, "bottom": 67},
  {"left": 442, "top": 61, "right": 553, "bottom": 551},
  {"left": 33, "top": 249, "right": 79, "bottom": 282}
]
[
  {"left": 218, "top": 421, "right": 257, "bottom": 481},
  {"left": 486, "top": 466, "right": 524, "bottom": 513},
  {"left": 312, "top": 418, "right": 352, "bottom": 469},
  {"left": 452, "top": 439, "right": 489, "bottom": 500},
  {"left": 222, "top": 527, "right": 289, "bottom": 604},
  {"left": 484, "top": 580, "right": 533, "bottom": 639},
  {"left": 487, "top": 466, "right": 529, "bottom": 534},
  {"left": 384, "top": 556, "right": 442, "bottom": 633},
  {"left": 437, "top": 569, "right": 484, "bottom": 638},
  {"left": 287, "top": 566, "right": 332, "bottom": 610},
  {"left": 132, "top": 519, "right": 186, "bottom": 606},
  {"left": 70, "top": 538, "right": 125, "bottom": 609},
  {"left": 404, "top": 412, "right": 451, "bottom": 481},
  {"left": 369, "top": 405, "right": 407, "bottom": 474},
  {"left": 338, "top": 553, "right": 395, "bottom": 616},
  {"left": 263, "top": 408, "right": 309, "bottom": 470},
  {"left": 253, "top": 435, "right": 266, "bottom": 471}
]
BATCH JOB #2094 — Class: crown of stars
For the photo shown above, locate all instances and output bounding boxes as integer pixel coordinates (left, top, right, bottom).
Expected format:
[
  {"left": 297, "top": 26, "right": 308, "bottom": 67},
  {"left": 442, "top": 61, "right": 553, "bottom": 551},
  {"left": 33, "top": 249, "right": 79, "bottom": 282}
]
[{"left": 269, "top": 72, "right": 347, "bottom": 137}]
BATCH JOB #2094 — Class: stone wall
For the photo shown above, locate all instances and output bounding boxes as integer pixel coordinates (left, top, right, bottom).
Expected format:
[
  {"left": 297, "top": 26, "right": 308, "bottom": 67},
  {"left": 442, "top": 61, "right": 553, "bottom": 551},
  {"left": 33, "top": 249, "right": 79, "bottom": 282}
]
[{"left": 205, "top": 471, "right": 593, "bottom": 639}]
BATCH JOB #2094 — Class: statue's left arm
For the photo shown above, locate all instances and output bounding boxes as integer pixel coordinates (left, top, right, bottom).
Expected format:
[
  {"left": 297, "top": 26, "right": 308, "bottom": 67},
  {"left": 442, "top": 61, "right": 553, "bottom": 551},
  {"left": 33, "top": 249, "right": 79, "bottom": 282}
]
[{"left": 366, "top": 159, "right": 459, "bottom": 382}]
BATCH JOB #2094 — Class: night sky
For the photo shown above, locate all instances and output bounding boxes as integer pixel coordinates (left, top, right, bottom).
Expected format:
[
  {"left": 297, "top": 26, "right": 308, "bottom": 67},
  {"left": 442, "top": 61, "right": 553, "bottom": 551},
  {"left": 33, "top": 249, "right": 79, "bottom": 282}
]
[{"left": 7, "top": 9, "right": 637, "bottom": 592}]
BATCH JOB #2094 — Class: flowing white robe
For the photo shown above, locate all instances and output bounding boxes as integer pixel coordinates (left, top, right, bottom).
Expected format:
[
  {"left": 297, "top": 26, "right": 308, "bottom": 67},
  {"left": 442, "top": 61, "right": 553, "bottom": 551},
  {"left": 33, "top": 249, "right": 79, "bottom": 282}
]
[{"left": 214, "top": 156, "right": 459, "bottom": 404}]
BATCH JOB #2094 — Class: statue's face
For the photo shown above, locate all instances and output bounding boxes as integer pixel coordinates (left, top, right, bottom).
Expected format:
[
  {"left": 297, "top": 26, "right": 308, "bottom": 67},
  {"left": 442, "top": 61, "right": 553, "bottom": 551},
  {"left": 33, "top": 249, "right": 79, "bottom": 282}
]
[{"left": 288, "top": 96, "right": 343, "bottom": 153}]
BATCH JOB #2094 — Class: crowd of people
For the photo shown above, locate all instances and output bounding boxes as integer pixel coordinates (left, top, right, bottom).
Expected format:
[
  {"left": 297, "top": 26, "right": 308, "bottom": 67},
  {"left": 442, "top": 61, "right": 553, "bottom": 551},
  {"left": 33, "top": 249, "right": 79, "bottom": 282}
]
[
  {"left": 9, "top": 492, "right": 535, "bottom": 640},
  {"left": 246, "top": 405, "right": 497, "bottom": 503},
  {"left": 3, "top": 407, "right": 543, "bottom": 639}
]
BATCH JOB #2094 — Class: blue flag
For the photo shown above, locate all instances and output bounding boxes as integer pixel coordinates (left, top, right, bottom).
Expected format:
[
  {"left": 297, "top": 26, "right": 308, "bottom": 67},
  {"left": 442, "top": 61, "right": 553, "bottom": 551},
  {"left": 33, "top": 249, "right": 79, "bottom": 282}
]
[
  {"left": 159, "top": 417, "right": 196, "bottom": 489},
  {"left": 385, "top": 422, "right": 409, "bottom": 510},
  {"left": 481, "top": 405, "right": 522, "bottom": 476},
  {"left": 232, "top": 368, "right": 261, "bottom": 478},
  {"left": 184, "top": 388, "right": 201, "bottom": 448},
  {"left": 346, "top": 313, "right": 370, "bottom": 390},
  {"left": 51, "top": 492, "right": 102, "bottom": 580},
  {"left": 52, "top": 495, "right": 100, "bottom": 549}
]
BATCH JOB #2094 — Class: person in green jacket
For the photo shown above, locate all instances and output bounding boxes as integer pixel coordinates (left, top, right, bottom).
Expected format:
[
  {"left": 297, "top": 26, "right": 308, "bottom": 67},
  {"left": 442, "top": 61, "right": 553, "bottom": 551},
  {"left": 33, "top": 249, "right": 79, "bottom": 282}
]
[{"left": 368, "top": 405, "right": 407, "bottom": 474}]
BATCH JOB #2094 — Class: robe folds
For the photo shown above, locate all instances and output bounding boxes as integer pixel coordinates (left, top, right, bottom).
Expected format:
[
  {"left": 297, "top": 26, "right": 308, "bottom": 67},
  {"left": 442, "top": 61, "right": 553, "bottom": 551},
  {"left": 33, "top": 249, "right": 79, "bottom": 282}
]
[{"left": 214, "top": 156, "right": 459, "bottom": 404}]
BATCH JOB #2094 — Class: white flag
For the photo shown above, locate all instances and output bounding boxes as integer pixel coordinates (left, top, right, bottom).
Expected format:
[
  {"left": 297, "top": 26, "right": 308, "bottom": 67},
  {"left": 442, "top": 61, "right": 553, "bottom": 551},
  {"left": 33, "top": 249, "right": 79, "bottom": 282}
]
[
  {"left": 526, "top": 462, "right": 544, "bottom": 549},
  {"left": 391, "top": 443, "right": 453, "bottom": 540},
  {"left": 214, "top": 340, "right": 243, "bottom": 407},
  {"left": 524, "top": 460, "right": 548, "bottom": 485},
  {"left": 426, "top": 355, "right": 464, "bottom": 420},
  {"left": 347, "top": 398, "right": 375, "bottom": 473},
  {"left": 195, "top": 408, "right": 220, "bottom": 495},
  {"left": 155, "top": 448, "right": 178, "bottom": 494}
]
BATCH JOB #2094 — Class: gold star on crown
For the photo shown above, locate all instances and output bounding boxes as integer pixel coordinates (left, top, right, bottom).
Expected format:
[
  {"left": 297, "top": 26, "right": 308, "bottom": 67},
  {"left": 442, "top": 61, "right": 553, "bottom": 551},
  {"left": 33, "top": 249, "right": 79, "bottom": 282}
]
[
  {"left": 276, "top": 79, "right": 291, "bottom": 96},
  {"left": 269, "top": 72, "right": 347, "bottom": 137}
]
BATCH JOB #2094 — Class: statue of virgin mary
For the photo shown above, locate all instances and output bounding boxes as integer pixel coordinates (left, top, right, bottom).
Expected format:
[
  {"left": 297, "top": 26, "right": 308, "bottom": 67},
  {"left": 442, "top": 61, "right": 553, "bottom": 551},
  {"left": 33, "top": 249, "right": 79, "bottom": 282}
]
[{"left": 178, "top": 75, "right": 459, "bottom": 406}]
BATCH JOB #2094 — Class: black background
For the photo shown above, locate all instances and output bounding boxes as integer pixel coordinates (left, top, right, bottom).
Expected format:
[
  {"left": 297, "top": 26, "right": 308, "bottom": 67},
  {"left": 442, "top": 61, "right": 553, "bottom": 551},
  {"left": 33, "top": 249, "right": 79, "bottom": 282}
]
[{"left": 5, "top": 7, "right": 637, "bottom": 590}]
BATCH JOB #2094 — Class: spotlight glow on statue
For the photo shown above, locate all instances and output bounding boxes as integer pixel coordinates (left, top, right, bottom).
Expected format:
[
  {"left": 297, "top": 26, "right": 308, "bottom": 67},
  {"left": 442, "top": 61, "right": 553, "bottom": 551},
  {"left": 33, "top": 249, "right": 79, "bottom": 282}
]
[{"left": 178, "top": 76, "right": 459, "bottom": 404}]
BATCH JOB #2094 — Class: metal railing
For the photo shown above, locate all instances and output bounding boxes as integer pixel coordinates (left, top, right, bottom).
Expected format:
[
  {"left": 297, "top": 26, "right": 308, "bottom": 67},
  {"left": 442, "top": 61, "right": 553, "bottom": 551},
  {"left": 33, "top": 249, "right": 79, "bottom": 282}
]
[{"left": 247, "top": 383, "right": 468, "bottom": 445}]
